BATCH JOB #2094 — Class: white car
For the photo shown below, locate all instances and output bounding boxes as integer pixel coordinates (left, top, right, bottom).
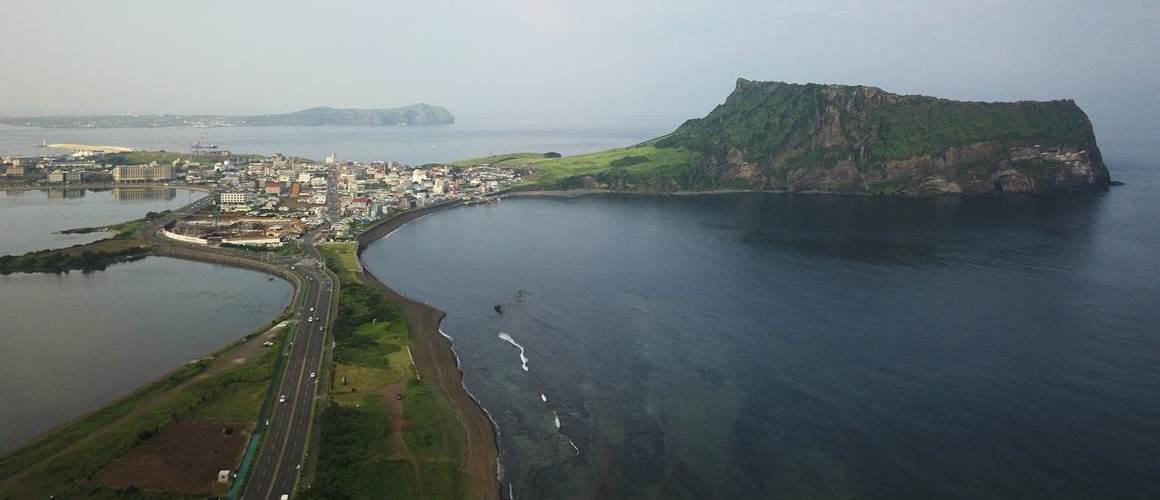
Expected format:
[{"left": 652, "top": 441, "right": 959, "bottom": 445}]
[
  {"left": 279, "top": 394, "right": 287, "bottom": 403},
  {"left": 310, "top": 371, "right": 316, "bottom": 379}
]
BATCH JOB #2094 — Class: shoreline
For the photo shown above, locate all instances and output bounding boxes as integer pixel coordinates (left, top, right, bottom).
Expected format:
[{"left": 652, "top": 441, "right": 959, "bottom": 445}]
[
  {"left": 356, "top": 202, "right": 503, "bottom": 500},
  {"left": 0, "top": 253, "right": 297, "bottom": 458},
  {"left": 0, "top": 183, "right": 212, "bottom": 193}
]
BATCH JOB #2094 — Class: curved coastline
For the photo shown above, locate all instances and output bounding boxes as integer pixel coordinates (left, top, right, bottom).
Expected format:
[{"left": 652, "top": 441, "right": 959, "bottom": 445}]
[
  {"left": 357, "top": 203, "right": 503, "bottom": 500},
  {"left": 0, "top": 185, "right": 299, "bottom": 454}
]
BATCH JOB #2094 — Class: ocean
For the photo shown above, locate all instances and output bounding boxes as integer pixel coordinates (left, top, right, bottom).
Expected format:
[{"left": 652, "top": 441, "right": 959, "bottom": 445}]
[
  {"left": 0, "top": 120, "right": 670, "bottom": 165},
  {"left": 362, "top": 140, "right": 1160, "bottom": 499}
]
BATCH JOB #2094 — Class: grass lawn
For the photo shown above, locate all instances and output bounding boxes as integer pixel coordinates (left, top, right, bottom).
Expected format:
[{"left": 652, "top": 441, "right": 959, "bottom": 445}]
[
  {"left": 186, "top": 343, "right": 279, "bottom": 422},
  {"left": 449, "top": 142, "right": 696, "bottom": 189},
  {"left": 0, "top": 323, "right": 287, "bottom": 498},
  {"left": 307, "top": 243, "right": 466, "bottom": 499},
  {"left": 319, "top": 242, "right": 361, "bottom": 283}
]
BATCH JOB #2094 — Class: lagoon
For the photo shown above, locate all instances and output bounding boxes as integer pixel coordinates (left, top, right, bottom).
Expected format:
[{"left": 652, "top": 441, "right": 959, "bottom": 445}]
[
  {"left": 0, "top": 257, "right": 291, "bottom": 452},
  {"left": 0, "top": 188, "right": 205, "bottom": 256}
]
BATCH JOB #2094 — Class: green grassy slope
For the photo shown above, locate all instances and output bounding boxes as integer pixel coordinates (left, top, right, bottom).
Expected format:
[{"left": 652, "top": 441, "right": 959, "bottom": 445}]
[
  {"left": 450, "top": 79, "right": 1103, "bottom": 194},
  {"left": 453, "top": 143, "right": 697, "bottom": 190},
  {"left": 307, "top": 243, "right": 465, "bottom": 499}
]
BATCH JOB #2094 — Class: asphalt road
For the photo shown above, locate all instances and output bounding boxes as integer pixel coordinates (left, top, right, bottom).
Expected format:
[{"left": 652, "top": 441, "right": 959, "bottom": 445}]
[
  {"left": 242, "top": 235, "right": 332, "bottom": 500},
  {"left": 147, "top": 177, "right": 339, "bottom": 499},
  {"left": 244, "top": 172, "right": 337, "bottom": 499}
]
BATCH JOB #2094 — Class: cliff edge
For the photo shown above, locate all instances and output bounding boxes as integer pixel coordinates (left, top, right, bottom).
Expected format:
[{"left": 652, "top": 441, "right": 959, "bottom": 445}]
[
  {"left": 473, "top": 79, "right": 1110, "bottom": 196},
  {"left": 655, "top": 78, "right": 1109, "bottom": 195}
]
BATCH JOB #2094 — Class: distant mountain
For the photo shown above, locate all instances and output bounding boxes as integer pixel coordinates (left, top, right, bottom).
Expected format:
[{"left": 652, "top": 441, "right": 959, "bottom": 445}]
[
  {"left": 0, "top": 104, "right": 454, "bottom": 128},
  {"left": 238, "top": 104, "right": 454, "bottom": 126},
  {"left": 466, "top": 79, "right": 1109, "bottom": 195}
]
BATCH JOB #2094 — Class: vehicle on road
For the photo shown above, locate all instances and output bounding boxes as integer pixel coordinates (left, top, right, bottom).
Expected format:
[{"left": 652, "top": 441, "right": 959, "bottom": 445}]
[
  {"left": 279, "top": 394, "right": 287, "bottom": 403},
  {"left": 310, "top": 371, "right": 316, "bottom": 379}
]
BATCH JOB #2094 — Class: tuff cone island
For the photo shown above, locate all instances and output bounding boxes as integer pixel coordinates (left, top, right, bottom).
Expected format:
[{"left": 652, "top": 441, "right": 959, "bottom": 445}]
[{"left": 470, "top": 78, "right": 1110, "bottom": 196}]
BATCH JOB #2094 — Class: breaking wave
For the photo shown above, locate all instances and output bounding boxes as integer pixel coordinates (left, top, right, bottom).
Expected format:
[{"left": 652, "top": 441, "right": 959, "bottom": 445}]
[{"left": 498, "top": 331, "right": 529, "bottom": 371}]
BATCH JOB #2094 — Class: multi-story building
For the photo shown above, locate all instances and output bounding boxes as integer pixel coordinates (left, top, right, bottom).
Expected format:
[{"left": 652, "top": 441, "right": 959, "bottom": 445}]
[
  {"left": 47, "top": 170, "right": 86, "bottom": 183},
  {"left": 218, "top": 192, "right": 251, "bottom": 206},
  {"left": 112, "top": 164, "right": 174, "bottom": 182}
]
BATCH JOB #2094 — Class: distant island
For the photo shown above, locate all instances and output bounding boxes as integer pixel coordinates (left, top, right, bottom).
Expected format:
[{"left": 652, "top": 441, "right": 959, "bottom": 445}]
[
  {"left": 457, "top": 79, "right": 1110, "bottom": 195},
  {"left": 0, "top": 103, "right": 454, "bottom": 128}
]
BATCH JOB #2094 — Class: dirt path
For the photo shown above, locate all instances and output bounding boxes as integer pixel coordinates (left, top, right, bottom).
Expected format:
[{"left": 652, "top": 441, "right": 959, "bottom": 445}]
[
  {"left": 197, "top": 321, "right": 289, "bottom": 379},
  {"left": 378, "top": 379, "right": 427, "bottom": 495},
  {"left": 362, "top": 273, "right": 502, "bottom": 500},
  {"left": 358, "top": 202, "right": 502, "bottom": 500},
  {"left": 380, "top": 380, "right": 413, "bottom": 458}
]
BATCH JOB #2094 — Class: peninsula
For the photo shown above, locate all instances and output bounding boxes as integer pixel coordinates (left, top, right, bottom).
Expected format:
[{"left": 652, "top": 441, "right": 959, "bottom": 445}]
[
  {"left": 454, "top": 79, "right": 1111, "bottom": 196},
  {"left": 0, "top": 103, "right": 454, "bottom": 128}
]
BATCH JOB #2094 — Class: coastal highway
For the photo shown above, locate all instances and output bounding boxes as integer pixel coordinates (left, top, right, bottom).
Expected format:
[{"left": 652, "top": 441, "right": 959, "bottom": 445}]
[
  {"left": 242, "top": 232, "right": 333, "bottom": 499},
  {"left": 144, "top": 181, "right": 338, "bottom": 498}
]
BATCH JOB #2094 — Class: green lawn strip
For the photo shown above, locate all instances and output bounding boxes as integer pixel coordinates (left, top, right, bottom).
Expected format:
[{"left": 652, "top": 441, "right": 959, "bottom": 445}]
[
  {"left": 3, "top": 362, "right": 242, "bottom": 497},
  {"left": 402, "top": 378, "right": 467, "bottom": 498},
  {"left": 447, "top": 143, "right": 696, "bottom": 189},
  {"left": 1, "top": 332, "right": 285, "bottom": 497},
  {"left": 318, "top": 242, "right": 361, "bottom": 283},
  {"left": 229, "top": 320, "right": 296, "bottom": 499},
  {"left": 301, "top": 397, "right": 419, "bottom": 499},
  {"left": 0, "top": 363, "right": 202, "bottom": 482},
  {"left": 401, "top": 379, "right": 463, "bottom": 462},
  {"left": 186, "top": 346, "right": 278, "bottom": 422},
  {"left": 311, "top": 243, "right": 467, "bottom": 498}
]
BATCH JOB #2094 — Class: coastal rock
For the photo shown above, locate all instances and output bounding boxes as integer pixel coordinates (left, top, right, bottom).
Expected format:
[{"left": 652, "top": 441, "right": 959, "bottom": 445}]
[{"left": 656, "top": 78, "right": 1111, "bottom": 195}]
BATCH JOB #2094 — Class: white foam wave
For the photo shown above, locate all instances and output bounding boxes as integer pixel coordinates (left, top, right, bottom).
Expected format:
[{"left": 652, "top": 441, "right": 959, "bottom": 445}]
[
  {"left": 568, "top": 439, "right": 581, "bottom": 455},
  {"left": 498, "top": 332, "right": 529, "bottom": 371}
]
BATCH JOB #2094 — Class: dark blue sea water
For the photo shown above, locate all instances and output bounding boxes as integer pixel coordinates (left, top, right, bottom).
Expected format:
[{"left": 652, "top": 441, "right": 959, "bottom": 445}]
[{"left": 364, "top": 140, "right": 1160, "bottom": 499}]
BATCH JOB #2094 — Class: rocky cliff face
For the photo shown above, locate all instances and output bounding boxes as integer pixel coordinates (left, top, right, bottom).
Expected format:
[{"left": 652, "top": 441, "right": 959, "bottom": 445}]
[{"left": 658, "top": 79, "right": 1110, "bottom": 195}]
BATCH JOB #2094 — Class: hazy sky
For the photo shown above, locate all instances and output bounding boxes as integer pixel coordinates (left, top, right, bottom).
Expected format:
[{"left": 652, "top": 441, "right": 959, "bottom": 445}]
[{"left": 1, "top": 0, "right": 1157, "bottom": 134}]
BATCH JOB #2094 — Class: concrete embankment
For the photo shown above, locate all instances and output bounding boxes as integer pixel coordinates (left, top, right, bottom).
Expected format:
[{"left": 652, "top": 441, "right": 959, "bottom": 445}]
[
  {"left": 357, "top": 203, "right": 503, "bottom": 500},
  {"left": 153, "top": 244, "right": 299, "bottom": 289}
]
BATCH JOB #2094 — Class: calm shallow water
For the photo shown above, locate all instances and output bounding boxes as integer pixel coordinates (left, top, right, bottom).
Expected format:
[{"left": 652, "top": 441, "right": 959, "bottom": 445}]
[
  {"left": 0, "top": 188, "right": 205, "bottom": 255},
  {"left": 0, "top": 121, "right": 667, "bottom": 165},
  {"left": 0, "top": 257, "right": 292, "bottom": 452},
  {"left": 365, "top": 151, "right": 1160, "bottom": 498}
]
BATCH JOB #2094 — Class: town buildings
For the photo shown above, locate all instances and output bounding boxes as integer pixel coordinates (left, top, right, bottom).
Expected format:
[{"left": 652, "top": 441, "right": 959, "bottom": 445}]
[{"left": 112, "top": 164, "right": 174, "bottom": 182}]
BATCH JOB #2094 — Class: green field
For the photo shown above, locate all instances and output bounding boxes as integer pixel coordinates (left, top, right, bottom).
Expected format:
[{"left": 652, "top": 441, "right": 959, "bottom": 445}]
[
  {"left": 0, "top": 213, "right": 166, "bottom": 274},
  {"left": 0, "top": 326, "right": 286, "bottom": 498},
  {"left": 307, "top": 243, "right": 465, "bottom": 499},
  {"left": 451, "top": 142, "right": 696, "bottom": 191}
]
